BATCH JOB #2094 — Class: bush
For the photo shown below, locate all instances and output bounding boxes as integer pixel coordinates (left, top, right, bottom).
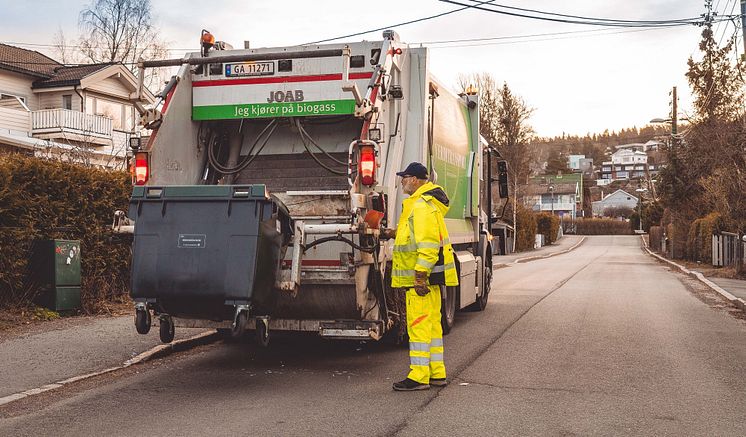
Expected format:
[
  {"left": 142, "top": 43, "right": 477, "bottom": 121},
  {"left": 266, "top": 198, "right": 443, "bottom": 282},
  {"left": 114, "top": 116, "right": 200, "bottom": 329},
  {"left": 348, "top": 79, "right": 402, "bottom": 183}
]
[
  {"left": 649, "top": 226, "right": 663, "bottom": 251},
  {"left": 515, "top": 204, "right": 537, "bottom": 252},
  {"left": 0, "top": 154, "right": 132, "bottom": 312},
  {"left": 562, "top": 218, "right": 634, "bottom": 235},
  {"left": 666, "top": 218, "right": 690, "bottom": 260},
  {"left": 686, "top": 213, "right": 723, "bottom": 263},
  {"left": 603, "top": 206, "right": 635, "bottom": 219},
  {"left": 536, "top": 212, "right": 560, "bottom": 244}
]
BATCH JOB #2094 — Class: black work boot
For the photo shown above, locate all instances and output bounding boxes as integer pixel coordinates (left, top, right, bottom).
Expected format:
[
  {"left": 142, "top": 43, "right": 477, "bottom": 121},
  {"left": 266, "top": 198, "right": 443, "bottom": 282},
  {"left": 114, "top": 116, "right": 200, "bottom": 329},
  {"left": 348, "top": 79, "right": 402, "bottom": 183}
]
[
  {"left": 392, "top": 378, "right": 429, "bottom": 391},
  {"left": 429, "top": 378, "right": 447, "bottom": 387}
]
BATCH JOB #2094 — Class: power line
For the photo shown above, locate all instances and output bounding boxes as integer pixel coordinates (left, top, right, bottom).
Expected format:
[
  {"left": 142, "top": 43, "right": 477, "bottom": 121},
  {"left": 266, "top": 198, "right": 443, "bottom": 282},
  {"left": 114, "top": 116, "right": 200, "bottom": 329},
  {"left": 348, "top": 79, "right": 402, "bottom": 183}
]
[
  {"left": 301, "top": 0, "right": 500, "bottom": 45},
  {"left": 448, "top": 0, "right": 704, "bottom": 25},
  {"left": 418, "top": 27, "right": 667, "bottom": 49},
  {"left": 439, "top": 0, "right": 737, "bottom": 28}
]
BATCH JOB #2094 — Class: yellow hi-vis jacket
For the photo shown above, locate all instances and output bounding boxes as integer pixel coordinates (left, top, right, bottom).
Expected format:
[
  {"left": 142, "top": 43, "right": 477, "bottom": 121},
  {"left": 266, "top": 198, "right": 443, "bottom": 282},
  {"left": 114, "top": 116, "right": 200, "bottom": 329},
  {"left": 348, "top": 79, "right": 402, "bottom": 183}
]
[{"left": 391, "top": 182, "right": 458, "bottom": 288}]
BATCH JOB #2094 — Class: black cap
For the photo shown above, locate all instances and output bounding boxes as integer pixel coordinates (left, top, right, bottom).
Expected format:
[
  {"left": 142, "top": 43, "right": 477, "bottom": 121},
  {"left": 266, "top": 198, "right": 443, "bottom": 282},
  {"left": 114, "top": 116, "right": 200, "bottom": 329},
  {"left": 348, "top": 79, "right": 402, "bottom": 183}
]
[{"left": 396, "top": 162, "right": 428, "bottom": 180}]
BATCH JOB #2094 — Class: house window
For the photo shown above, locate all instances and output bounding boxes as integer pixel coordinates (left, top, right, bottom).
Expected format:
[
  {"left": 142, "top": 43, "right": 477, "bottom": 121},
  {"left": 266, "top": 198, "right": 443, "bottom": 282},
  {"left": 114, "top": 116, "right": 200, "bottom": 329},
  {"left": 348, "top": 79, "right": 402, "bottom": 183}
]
[
  {"left": 62, "top": 95, "right": 72, "bottom": 110},
  {"left": 0, "top": 92, "right": 28, "bottom": 109}
]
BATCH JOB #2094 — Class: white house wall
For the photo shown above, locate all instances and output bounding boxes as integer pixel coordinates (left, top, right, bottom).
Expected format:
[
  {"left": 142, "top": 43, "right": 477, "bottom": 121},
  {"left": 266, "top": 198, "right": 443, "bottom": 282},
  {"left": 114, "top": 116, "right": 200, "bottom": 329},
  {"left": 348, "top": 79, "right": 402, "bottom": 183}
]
[
  {"left": 0, "top": 106, "right": 30, "bottom": 133},
  {"left": 0, "top": 70, "right": 38, "bottom": 110},
  {"left": 38, "top": 90, "right": 83, "bottom": 111},
  {"left": 86, "top": 76, "right": 132, "bottom": 100}
]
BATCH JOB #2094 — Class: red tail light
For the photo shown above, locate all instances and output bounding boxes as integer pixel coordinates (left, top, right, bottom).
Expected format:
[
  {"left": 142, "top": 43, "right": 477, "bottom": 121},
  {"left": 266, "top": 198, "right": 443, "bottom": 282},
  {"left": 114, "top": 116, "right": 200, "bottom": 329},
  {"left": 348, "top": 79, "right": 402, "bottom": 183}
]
[
  {"left": 134, "top": 152, "right": 149, "bottom": 185},
  {"left": 359, "top": 145, "right": 376, "bottom": 186}
]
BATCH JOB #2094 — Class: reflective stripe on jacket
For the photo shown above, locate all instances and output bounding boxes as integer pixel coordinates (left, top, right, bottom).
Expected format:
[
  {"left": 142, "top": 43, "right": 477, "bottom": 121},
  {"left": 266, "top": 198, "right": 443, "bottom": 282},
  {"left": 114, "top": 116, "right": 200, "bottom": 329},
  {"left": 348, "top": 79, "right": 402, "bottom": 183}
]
[{"left": 391, "top": 182, "right": 458, "bottom": 287}]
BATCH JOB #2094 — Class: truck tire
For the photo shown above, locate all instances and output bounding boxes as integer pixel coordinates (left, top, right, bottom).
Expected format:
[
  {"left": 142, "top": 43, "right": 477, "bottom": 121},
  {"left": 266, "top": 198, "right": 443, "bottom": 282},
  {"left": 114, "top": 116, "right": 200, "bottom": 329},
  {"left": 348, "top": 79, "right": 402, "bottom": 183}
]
[
  {"left": 159, "top": 316, "right": 175, "bottom": 343},
  {"left": 468, "top": 252, "right": 492, "bottom": 312},
  {"left": 441, "top": 285, "right": 457, "bottom": 335}
]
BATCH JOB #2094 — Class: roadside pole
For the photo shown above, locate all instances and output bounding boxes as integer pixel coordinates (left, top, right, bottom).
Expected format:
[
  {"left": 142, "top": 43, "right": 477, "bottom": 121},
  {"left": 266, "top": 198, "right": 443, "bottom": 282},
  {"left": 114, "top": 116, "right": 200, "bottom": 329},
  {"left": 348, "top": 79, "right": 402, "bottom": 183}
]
[{"left": 741, "top": 1, "right": 746, "bottom": 61}]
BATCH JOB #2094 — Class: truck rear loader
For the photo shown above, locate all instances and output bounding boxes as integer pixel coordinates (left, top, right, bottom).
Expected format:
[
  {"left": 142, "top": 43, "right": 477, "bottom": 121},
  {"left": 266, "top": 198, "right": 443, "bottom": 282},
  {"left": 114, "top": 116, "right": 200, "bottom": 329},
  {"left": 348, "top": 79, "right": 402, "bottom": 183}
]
[{"left": 118, "top": 30, "right": 507, "bottom": 345}]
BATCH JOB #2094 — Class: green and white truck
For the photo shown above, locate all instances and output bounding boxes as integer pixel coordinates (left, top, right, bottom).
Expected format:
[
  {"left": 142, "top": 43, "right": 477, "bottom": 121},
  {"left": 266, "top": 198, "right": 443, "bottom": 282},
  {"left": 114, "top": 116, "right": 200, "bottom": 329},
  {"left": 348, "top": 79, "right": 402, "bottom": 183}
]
[{"left": 119, "top": 30, "right": 507, "bottom": 344}]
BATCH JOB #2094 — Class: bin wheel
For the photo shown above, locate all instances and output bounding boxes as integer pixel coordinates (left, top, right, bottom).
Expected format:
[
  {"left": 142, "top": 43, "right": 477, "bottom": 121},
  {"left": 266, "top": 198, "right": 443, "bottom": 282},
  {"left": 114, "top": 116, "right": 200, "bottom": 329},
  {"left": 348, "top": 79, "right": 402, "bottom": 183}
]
[
  {"left": 255, "top": 318, "right": 270, "bottom": 348},
  {"left": 159, "top": 316, "right": 175, "bottom": 343},
  {"left": 135, "top": 309, "right": 151, "bottom": 335},
  {"left": 231, "top": 312, "right": 248, "bottom": 339}
]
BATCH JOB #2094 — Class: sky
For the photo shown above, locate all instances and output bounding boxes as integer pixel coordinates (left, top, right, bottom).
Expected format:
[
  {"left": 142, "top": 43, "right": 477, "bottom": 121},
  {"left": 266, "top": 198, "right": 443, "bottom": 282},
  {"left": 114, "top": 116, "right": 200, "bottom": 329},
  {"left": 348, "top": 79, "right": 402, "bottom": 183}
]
[{"left": 1, "top": 0, "right": 743, "bottom": 138}]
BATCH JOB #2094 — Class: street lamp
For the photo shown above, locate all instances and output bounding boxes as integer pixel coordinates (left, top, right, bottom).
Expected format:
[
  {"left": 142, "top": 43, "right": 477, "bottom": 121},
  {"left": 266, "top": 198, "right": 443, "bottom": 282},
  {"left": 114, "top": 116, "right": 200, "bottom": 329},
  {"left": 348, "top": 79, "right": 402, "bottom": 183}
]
[
  {"left": 548, "top": 182, "right": 555, "bottom": 215},
  {"left": 635, "top": 187, "right": 647, "bottom": 234}
]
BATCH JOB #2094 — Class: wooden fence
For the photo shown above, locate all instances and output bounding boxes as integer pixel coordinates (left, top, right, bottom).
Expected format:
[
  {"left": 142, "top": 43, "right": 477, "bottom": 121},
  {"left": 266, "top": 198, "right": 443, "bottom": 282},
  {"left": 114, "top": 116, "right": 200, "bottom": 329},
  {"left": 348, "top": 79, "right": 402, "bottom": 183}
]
[{"left": 712, "top": 232, "right": 745, "bottom": 269}]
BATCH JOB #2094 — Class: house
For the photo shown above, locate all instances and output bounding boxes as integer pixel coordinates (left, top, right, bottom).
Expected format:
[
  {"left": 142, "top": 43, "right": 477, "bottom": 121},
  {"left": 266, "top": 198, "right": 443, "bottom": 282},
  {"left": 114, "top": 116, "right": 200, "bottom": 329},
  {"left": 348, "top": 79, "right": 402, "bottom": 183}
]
[
  {"left": 0, "top": 43, "right": 154, "bottom": 167},
  {"left": 531, "top": 172, "right": 584, "bottom": 218},
  {"left": 592, "top": 189, "right": 639, "bottom": 217},
  {"left": 523, "top": 180, "right": 579, "bottom": 219},
  {"left": 568, "top": 154, "right": 585, "bottom": 170},
  {"left": 598, "top": 148, "right": 648, "bottom": 181}
]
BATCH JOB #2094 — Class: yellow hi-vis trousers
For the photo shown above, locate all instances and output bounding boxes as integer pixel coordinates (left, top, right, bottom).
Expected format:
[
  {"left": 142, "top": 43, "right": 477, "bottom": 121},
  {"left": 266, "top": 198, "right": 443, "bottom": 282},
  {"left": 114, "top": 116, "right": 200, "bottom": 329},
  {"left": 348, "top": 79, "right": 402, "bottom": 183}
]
[{"left": 406, "top": 285, "right": 446, "bottom": 384}]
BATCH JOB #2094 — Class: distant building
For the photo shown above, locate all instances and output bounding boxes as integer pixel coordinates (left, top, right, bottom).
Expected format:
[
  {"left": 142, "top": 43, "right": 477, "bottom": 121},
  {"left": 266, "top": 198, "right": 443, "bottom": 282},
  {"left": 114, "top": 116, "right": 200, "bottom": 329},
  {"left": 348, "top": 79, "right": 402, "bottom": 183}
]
[
  {"left": 592, "top": 189, "right": 639, "bottom": 217},
  {"left": 579, "top": 157, "right": 594, "bottom": 178},
  {"left": 615, "top": 140, "right": 663, "bottom": 152},
  {"left": 523, "top": 180, "right": 579, "bottom": 219},
  {"left": 530, "top": 172, "right": 584, "bottom": 218},
  {"left": 599, "top": 149, "right": 648, "bottom": 181},
  {"left": 568, "top": 154, "right": 585, "bottom": 170}
]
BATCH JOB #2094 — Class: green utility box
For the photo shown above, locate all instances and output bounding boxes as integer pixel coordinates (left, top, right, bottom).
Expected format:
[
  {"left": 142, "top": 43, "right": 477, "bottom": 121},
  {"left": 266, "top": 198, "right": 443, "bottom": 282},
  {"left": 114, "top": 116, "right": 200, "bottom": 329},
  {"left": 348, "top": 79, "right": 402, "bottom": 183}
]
[{"left": 31, "top": 240, "right": 82, "bottom": 311}]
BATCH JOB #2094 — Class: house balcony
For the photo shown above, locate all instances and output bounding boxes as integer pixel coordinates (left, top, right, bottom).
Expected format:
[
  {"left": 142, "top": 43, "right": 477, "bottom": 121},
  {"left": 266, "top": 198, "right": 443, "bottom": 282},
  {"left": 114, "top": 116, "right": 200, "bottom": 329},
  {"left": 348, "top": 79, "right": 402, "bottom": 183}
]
[{"left": 31, "top": 109, "right": 113, "bottom": 146}]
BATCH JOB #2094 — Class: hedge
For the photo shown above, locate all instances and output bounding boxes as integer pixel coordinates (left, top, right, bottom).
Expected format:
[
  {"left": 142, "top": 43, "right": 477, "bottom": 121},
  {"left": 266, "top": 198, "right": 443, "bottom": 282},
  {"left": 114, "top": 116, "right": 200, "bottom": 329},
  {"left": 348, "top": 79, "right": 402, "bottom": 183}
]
[
  {"left": 536, "top": 212, "right": 560, "bottom": 244},
  {"left": 0, "top": 154, "right": 132, "bottom": 312},
  {"left": 562, "top": 218, "right": 633, "bottom": 235},
  {"left": 515, "top": 204, "right": 537, "bottom": 252},
  {"left": 686, "top": 213, "right": 723, "bottom": 263},
  {"left": 649, "top": 226, "right": 663, "bottom": 252}
]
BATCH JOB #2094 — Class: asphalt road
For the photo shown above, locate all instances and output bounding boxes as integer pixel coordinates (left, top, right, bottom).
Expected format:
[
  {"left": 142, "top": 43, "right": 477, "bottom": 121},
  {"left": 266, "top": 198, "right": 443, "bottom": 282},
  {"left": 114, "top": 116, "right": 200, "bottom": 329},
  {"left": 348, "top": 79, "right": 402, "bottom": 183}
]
[{"left": 2, "top": 236, "right": 745, "bottom": 436}]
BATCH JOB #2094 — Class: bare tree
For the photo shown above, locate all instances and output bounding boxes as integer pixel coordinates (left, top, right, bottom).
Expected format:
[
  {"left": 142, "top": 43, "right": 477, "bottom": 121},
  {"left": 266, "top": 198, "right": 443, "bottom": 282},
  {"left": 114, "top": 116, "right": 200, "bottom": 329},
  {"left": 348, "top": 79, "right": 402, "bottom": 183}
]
[
  {"left": 78, "top": 0, "right": 169, "bottom": 88},
  {"left": 52, "top": 28, "right": 81, "bottom": 64},
  {"left": 458, "top": 74, "right": 535, "bottom": 252}
]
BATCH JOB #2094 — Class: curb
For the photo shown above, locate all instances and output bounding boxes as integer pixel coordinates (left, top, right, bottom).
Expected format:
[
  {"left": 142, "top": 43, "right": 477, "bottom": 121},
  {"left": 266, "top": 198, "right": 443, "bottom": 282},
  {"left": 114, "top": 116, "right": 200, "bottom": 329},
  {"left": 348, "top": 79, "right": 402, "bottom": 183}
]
[
  {"left": 493, "top": 236, "right": 587, "bottom": 268},
  {"left": 640, "top": 235, "right": 746, "bottom": 311},
  {"left": 0, "top": 330, "right": 219, "bottom": 408}
]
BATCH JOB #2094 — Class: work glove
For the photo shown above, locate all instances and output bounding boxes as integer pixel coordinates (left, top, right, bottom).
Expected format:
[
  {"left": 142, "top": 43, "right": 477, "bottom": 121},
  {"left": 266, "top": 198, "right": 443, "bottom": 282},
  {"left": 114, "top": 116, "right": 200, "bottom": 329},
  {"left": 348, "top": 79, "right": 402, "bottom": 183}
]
[
  {"left": 380, "top": 228, "right": 397, "bottom": 240},
  {"left": 414, "top": 270, "right": 430, "bottom": 296}
]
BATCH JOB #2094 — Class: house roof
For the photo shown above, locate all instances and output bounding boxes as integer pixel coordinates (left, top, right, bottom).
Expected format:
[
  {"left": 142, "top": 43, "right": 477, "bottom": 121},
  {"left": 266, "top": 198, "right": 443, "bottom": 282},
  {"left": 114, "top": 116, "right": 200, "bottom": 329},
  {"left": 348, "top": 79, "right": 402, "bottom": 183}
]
[
  {"left": 0, "top": 43, "right": 61, "bottom": 77},
  {"left": 602, "top": 189, "right": 638, "bottom": 201},
  {"left": 32, "top": 63, "right": 114, "bottom": 88}
]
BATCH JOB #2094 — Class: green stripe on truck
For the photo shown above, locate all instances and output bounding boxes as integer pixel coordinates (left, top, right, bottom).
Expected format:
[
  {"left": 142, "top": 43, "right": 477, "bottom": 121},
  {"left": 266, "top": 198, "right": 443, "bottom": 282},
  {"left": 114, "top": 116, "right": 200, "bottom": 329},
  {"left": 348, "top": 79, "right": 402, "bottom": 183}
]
[{"left": 192, "top": 100, "right": 357, "bottom": 120}]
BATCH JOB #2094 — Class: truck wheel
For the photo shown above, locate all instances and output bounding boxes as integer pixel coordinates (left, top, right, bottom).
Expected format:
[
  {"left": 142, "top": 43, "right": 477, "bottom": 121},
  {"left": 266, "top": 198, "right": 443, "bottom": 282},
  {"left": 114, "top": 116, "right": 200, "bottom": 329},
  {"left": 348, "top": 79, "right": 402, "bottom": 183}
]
[
  {"left": 469, "top": 254, "right": 492, "bottom": 312},
  {"left": 159, "top": 316, "right": 175, "bottom": 343},
  {"left": 135, "top": 309, "right": 151, "bottom": 335},
  {"left": 441, "top": 285, "right": 456, "bottom": 335}
]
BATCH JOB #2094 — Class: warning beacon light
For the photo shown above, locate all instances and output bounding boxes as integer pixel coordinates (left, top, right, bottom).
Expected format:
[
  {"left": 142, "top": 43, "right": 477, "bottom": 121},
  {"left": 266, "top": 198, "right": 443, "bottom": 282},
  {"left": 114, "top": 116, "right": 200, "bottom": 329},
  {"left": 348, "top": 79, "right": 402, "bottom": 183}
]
[
  {"left": 359, "top": 144, "right": 377, "bottom": 187},
  {"left": 201, "top": 30, "right": 215, "bottom": 57}
]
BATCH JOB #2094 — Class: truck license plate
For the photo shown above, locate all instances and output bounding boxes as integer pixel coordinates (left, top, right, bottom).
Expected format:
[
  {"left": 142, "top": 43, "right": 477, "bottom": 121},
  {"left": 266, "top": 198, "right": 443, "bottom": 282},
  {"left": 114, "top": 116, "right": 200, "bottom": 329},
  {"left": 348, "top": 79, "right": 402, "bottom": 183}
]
[{"left": 225, "top": 62, "right": 274, "bottom": 77}]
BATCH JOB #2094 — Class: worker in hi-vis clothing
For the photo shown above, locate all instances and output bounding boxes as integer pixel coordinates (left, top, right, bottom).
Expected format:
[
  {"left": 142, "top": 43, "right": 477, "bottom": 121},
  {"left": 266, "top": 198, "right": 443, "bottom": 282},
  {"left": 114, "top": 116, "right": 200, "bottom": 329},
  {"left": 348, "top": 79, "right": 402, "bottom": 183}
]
[{"left": 387, "top": 162, "right": 459, "bottom": 391}]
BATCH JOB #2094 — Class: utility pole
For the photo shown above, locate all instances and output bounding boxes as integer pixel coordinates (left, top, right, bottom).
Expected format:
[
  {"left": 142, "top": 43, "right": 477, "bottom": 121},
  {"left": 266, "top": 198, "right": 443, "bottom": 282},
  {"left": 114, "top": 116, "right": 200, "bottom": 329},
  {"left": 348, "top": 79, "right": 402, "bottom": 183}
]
[
  {"left": 741, "top": 1, "right": 746, "bottom": 61},
  {"left": 671, "top": 86, "right": 677, "bottom": 137}
]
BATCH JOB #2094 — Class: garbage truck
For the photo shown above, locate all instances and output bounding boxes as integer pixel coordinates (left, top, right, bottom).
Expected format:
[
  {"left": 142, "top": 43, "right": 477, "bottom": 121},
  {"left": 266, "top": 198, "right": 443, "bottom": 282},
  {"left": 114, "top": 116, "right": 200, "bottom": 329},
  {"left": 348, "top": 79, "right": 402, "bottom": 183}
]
[{"left": 117, "top": 29, "right": 508, "bottom": 345}]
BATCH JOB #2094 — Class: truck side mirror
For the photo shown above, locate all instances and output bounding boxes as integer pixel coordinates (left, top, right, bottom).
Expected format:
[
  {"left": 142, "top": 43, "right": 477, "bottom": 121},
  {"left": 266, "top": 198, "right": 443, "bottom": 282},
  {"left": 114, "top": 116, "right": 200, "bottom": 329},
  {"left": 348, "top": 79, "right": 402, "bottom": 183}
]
[{"left": 497, "top": 160, "right": 509, "bottom": 198}]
